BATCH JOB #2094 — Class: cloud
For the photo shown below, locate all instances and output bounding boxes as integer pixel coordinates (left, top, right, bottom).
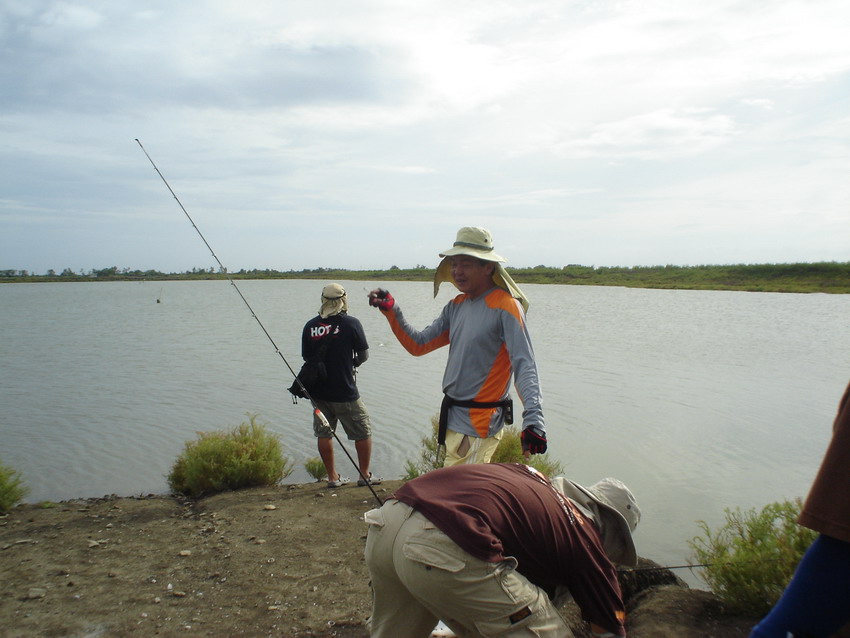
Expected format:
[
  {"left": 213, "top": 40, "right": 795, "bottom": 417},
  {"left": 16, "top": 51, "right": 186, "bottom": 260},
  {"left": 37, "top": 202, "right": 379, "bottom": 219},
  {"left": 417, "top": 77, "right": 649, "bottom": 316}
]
[
  {"left": 1, "top": 0, "right": 850, "bottom": 273},
  {"left": 552, "top": 108, "right": 738, "bottom": 160}
]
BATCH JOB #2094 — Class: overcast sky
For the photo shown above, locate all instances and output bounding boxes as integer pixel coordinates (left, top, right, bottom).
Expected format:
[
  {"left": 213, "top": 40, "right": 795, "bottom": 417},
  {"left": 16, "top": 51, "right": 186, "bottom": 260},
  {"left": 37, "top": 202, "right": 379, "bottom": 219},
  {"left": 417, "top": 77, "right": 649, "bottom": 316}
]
[{"left": 2, "top": 0, "right": 849, "bottom": 274}]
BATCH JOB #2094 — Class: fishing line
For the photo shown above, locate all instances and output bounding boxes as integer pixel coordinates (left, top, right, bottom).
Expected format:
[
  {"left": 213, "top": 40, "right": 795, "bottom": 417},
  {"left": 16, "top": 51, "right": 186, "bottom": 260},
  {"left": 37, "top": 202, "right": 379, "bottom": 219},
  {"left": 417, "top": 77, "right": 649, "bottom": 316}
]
[
  {"left": 618, "top": 556, "right": 783, "bottom": 574},
  {"left": 135, "top": 138, "right": 383, "bottom": 506},
  {"left": 618, "top": 562, "right": 711, "bottom": 574}
]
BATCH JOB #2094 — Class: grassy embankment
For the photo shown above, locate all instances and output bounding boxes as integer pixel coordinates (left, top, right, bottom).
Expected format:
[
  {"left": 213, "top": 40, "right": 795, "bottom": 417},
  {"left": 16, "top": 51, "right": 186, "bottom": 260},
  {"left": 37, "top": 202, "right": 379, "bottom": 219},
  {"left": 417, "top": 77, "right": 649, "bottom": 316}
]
[{"left": 2, "top": 262, "right": 849, "bottom": 293}]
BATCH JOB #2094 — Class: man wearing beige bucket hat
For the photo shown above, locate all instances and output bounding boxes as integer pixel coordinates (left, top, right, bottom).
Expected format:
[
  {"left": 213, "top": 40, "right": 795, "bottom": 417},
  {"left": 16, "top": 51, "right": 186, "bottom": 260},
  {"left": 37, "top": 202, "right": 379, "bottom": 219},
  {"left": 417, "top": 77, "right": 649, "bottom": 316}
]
[
  {"left": 364, "top": 463, "right": 641, "bottom": 637},
  {"left": 368, "top": 226, "right": 546, "bottom": 465}
]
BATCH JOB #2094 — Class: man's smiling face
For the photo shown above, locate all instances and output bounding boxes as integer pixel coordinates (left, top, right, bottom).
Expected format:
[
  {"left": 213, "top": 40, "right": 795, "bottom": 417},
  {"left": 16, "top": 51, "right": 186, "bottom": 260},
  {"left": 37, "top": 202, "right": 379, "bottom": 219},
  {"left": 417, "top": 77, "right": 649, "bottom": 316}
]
[{"left": 451, "top": 255, "right": 495, "bottom": 298}]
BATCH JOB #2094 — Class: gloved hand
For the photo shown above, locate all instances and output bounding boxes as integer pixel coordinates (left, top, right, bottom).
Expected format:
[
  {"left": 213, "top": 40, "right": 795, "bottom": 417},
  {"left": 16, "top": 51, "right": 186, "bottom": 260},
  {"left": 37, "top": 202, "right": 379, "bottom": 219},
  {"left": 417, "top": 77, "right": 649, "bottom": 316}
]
[
  {"left": 521, "top": 426, "right": 547, "bottom": 454},
  {"left": 368, "top": 288, "right": 395, "bottom": 311}
]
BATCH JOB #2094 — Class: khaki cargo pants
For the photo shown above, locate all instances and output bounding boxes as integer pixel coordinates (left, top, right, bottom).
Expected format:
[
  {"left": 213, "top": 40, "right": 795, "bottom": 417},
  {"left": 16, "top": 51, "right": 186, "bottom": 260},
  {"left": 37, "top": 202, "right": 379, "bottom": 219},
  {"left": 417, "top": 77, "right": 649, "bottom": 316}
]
[{"left": 364, "top": 499, "right": 574, "bottom": 638}]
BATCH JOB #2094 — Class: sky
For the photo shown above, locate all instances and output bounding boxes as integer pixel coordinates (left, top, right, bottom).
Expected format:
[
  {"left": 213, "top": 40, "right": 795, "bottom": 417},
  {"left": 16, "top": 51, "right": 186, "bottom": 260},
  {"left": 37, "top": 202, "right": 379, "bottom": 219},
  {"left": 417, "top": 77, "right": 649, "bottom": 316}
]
[{"left": 2, "top": 0, "right": 850, "bottom": 275}]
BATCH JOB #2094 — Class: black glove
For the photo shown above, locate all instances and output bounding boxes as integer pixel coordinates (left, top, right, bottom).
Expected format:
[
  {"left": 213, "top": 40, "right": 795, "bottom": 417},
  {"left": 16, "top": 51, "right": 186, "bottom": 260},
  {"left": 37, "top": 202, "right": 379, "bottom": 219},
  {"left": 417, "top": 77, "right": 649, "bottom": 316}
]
[
  {"left": 368, "top": 288, "right": 395, "bottom": 311},
  {"left": 521, "top": 426, "right": 547, "bottom": 454}
]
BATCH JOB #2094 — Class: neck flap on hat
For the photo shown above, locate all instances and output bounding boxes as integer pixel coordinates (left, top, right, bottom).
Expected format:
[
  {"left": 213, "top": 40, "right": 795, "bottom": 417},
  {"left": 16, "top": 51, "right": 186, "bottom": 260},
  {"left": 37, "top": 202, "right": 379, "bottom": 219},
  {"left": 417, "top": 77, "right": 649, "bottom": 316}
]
[
  {"left": 433, "top": 258, "right": 530, "bottom": 314},
  {"left": 319, "top": 284, "right": 348, "bottom": 318}
]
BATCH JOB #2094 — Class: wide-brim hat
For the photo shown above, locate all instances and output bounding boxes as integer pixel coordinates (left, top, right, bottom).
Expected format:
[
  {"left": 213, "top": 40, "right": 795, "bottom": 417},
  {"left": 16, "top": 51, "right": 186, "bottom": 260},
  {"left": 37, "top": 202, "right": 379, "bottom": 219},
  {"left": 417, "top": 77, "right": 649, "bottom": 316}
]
[
  {"left": 319, "top": 283, "right": 348, "bottom": 318},
  {"left": 550, "top": 477, "right": 641, "bottom": 567},
  {"left": 433, "top": 226, "right": 530, "bottom": 313},
  {"left": 438, "top": 226, "right": 506, "bottom": 262}
]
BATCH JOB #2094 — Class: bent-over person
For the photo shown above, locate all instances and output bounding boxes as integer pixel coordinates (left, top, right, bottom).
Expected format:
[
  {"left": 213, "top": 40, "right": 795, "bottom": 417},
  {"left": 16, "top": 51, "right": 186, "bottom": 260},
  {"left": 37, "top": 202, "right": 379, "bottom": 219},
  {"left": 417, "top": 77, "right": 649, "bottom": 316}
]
[{"left": 364, "top": 463, "right": 640, "bottom": 637}]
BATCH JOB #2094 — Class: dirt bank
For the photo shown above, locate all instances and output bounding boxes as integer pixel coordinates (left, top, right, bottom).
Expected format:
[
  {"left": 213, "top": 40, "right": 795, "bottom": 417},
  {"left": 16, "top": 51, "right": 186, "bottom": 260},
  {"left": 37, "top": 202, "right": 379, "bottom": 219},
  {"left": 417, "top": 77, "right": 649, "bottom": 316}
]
[{"left": 0, "top": 480, "right": 781, "bottom": 637}]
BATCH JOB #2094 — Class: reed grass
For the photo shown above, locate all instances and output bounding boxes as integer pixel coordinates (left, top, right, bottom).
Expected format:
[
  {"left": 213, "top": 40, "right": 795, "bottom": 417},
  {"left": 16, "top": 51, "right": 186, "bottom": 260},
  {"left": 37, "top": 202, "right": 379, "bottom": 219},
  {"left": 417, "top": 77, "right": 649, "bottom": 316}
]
[
  {"left": 688, "top": 498, "right": 816, "bottom": 616},
  {"left": 167, "top": 415, "right": 293, "bottom": 498},
  {"left": 0, "top": 461, "right": 28, "bottom": 513},
  {"left": 304, "top": 457, "right": 328, "bottom": 481},
  {"left": 403, "top": 418, "right": 564, "bottom": 479}
]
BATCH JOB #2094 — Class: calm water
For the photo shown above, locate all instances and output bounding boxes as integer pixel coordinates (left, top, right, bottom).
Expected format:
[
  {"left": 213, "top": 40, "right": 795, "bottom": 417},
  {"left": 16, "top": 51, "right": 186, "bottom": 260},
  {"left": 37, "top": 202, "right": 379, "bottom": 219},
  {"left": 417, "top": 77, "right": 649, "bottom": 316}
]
[{"left": 2, "top": 280, "right": 849, "bottom": 587}]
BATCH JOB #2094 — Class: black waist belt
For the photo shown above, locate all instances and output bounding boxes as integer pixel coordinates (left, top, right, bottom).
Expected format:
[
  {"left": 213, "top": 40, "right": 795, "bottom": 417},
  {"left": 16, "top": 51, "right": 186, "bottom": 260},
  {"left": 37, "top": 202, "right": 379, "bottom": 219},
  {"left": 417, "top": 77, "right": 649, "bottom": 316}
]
[{"left": 438, "top": 395, "right": 514, "bottom": 446}]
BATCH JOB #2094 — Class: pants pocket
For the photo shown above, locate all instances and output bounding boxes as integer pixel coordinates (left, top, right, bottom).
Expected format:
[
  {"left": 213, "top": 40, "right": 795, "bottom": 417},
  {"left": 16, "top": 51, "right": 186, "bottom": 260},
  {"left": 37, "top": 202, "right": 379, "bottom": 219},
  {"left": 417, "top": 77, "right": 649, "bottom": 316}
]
[
  {"left": 402, "top": 540, "right": 467, "bottom": 573},
  {"left": 364, "top": 507, "right": 385, "bottom": 528},
  {"left": 472, "top": 560, "right": 561, "bottom": 636}
]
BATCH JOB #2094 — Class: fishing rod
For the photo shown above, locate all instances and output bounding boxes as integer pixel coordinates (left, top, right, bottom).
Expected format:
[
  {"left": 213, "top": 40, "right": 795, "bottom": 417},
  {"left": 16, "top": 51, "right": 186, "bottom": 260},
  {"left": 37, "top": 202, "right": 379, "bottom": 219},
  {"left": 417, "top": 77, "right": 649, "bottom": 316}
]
[
  {"left": 618, "top": 556, "right": 783, "bottom": 574},
  {"left": 135, "top": 138, "right": 383, "bottom": 507},
  {"left": 618, "top": 562, "right": 711, "bottom": 574}
]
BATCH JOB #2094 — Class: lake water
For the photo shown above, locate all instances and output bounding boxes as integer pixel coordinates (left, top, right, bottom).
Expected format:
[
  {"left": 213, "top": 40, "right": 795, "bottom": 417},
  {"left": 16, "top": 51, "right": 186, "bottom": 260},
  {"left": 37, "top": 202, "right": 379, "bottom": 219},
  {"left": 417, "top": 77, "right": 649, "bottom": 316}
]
[{"left": 2, "top": 279, "right": 849, "bottom": 587}]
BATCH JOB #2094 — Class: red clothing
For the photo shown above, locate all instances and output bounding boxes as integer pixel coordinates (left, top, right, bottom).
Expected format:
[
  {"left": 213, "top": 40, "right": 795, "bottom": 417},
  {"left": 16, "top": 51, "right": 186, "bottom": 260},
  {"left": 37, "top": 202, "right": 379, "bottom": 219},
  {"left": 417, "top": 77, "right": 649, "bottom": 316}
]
[
  {"left": 393, "top": 463, "right": 626, "bottom": 634},
  {"left": 799, "top": 381, "right": 850, "bottom": 542}
]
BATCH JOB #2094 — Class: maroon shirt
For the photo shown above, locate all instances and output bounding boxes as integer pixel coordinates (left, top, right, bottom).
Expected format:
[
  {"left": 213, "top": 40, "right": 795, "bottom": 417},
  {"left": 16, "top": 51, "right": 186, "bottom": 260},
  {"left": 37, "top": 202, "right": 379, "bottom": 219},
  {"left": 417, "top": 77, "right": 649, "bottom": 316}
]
[
  {"left": 393, "top": 463, "right": 626, "bottom": 635},
  {"left": 799, "top": 381, "right": 850, "bottom": 542}
]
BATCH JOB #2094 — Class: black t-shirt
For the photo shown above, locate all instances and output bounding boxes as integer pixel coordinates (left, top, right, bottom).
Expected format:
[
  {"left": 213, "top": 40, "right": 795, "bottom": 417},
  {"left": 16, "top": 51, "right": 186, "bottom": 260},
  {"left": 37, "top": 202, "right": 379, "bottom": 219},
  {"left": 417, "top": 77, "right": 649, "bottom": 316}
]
[{"left": 300, "top": 313, "right": 368, "bottom": 402}]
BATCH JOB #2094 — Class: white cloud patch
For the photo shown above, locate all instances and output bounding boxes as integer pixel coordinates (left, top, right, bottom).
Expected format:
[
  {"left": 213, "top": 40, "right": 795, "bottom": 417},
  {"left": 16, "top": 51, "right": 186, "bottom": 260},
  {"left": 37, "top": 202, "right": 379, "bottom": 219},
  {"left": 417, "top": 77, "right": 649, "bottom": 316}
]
[{"left": 552, "top": 108, "right": 738, "bottom": 160}]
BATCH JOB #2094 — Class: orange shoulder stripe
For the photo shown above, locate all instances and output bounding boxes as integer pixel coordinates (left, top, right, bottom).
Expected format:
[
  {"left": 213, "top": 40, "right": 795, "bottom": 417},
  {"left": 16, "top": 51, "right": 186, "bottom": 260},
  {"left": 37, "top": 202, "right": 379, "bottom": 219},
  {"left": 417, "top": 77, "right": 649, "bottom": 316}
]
[{"left": 384, "top": 310, "right": 449, "bottom": 356}]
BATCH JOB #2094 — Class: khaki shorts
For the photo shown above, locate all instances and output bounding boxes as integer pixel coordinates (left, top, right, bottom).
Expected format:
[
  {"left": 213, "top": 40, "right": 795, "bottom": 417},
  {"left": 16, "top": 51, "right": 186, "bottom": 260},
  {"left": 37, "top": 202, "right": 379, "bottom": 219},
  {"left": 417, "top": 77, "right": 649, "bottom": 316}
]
[
  {"left": 312, "top": 398, "right": 371, "bottom": 441},
  {"left": 364, "top": 499, "right": 573, "bottom": 637},
  {"left": 443, "top": 428, "right": 504, "bottom": 466}
]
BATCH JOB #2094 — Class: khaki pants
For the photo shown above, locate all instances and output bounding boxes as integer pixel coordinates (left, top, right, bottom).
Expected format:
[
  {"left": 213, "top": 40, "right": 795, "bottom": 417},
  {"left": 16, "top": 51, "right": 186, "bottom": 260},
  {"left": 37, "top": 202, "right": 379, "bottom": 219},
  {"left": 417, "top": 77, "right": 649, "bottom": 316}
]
[
  {"left": 364, "top": 500, "right": 573, "bottom": 638},
  {"left": 443, "top": 429, "right": 504, "bottom": 466}
]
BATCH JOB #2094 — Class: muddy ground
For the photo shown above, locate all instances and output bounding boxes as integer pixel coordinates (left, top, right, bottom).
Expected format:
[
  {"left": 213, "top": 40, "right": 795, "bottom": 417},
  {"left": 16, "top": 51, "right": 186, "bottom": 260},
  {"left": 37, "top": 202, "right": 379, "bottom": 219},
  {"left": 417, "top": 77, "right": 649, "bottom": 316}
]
[{"left": 0, "top": 480, "right": 824, "bottom": 638}]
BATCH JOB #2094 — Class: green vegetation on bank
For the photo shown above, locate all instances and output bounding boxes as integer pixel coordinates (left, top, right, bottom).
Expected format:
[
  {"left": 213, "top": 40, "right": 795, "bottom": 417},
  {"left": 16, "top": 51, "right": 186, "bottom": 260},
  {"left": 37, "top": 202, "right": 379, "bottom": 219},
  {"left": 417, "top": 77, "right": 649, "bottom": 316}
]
[
  {"left": 167, "top": 415, "right": 294, "bottom": 498},
  {"left": 6, "top": 411, "right": 814, "bottom": 619},
  {"left": 0, "top": 460, "right": 28, "bottom": 513},
  {"left": 689, "top": 499, "right": 816, "bottom": 616},
  {"left": 402, "top": 417, "right": 564, "bottom": 480},
  {"left": 2, "top": 261, "right": 848, "bottom": 293}
]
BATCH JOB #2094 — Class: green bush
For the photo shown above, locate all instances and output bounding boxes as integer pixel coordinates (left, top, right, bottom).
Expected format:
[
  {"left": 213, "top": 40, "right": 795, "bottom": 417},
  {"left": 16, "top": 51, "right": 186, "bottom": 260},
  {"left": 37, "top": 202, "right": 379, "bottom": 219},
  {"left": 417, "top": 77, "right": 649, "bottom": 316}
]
[
  {"left": 403, "top": 416, "right": 445, "bottom": 480},
  {"left": 402, "top": 418, "right": 564, "bottom": 480},
  {"left": 0, "top": 461, "right": 29, "bottom": 513},
  {"left": 304, "top": 457, "right": 328, "bottom": 481},
  {"left": 489, "top": 427, "right": 564, "bottom": 477},
  {"left": 168, "top": 415, "right": 293, "bottom": 498},
  {"left": 688, "top": 498, "right": 817, "bottom": 616}
]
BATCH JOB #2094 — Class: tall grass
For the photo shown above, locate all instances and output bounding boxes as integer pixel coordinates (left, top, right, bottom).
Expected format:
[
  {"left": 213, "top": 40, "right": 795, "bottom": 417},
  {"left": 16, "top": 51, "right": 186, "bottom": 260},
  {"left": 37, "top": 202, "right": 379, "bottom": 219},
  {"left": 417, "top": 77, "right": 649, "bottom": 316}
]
[
  {"left": 168, "top": 415, "right": 293, "bottom": 498},
  {"left": 304, "top": 457, "right": 328, "bottom": 481},
  {"left": 688, "top": 498, "right": 816, "bottom": 616},
  {"left": 0, "top": 461, "right": 28, "bottom": 513},
  {"left": 490, "top": 427, "right": 564, "bottom": 477}
]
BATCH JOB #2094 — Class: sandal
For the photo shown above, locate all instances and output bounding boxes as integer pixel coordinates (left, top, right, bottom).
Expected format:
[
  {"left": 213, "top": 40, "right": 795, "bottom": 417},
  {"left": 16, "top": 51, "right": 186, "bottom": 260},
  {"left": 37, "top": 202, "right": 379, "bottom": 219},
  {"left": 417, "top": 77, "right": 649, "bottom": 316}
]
[
  {"left": 357, "top": 472, "right": 382, "bottom": 487},
  {"left": 327, "top": 475, "right": 350, "bottom": 488}
]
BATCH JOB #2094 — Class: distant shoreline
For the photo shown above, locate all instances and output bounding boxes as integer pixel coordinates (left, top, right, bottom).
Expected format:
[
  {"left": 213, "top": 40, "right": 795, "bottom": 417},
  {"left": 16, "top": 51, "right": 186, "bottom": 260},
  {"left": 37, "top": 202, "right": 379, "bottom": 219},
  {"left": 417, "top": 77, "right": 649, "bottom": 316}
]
[{"left": 2, "top": 261, "right": 849, "bottom": 294}]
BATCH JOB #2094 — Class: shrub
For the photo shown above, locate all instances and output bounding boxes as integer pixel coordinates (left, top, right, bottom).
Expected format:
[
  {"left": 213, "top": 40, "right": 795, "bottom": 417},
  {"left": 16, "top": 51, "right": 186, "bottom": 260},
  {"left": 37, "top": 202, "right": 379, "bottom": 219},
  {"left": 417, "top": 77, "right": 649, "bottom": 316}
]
[
  {"left": 168, "top": 415, "right": 294, "bottom": 498},
  {"left": 0, "top": 461, "right": 29, "bottom": 513},
  {"left": 304, "top": 457, "right": 328, "bottom": 481},
  {"left": 688, "top": 498, "right": 817, "bottom": 616},
  {"left": 402, "top": 418, "right": 564, "bottom": 480},
  {"left": 402, "top": 416, "right": 445, "bottom": 480},
  {"left": 489, "top": 427, "right": 564, "bottom": 477}
]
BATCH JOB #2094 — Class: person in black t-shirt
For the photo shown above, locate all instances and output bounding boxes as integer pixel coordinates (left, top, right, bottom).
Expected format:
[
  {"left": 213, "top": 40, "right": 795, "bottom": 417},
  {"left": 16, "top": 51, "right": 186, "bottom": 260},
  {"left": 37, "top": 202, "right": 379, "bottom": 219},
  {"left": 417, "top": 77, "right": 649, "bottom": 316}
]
[{"left": 300, "top": 283, "right": 380, "bottom": 488}]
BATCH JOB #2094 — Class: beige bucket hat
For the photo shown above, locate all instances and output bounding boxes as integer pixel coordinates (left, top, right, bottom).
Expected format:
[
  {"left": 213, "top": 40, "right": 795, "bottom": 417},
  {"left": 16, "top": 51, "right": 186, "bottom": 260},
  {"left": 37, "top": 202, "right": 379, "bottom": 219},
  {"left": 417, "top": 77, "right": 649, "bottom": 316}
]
[
  {"left": 433, "top": 226, "right": 530, "bottom": 313},
  {"left": 319, "top": 283, "right": 348, "bottom": 318},
  {"left": 550, "top": 477, "right": 641, "bottom": 566}
]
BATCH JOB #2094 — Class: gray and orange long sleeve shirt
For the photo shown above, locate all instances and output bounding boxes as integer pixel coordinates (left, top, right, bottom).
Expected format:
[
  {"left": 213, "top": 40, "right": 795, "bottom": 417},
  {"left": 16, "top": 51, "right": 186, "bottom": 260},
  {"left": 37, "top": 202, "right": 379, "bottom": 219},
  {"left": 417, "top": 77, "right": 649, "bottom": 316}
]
[{"left": 378, "top": 286, "right": 545, "bottom": 439}]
